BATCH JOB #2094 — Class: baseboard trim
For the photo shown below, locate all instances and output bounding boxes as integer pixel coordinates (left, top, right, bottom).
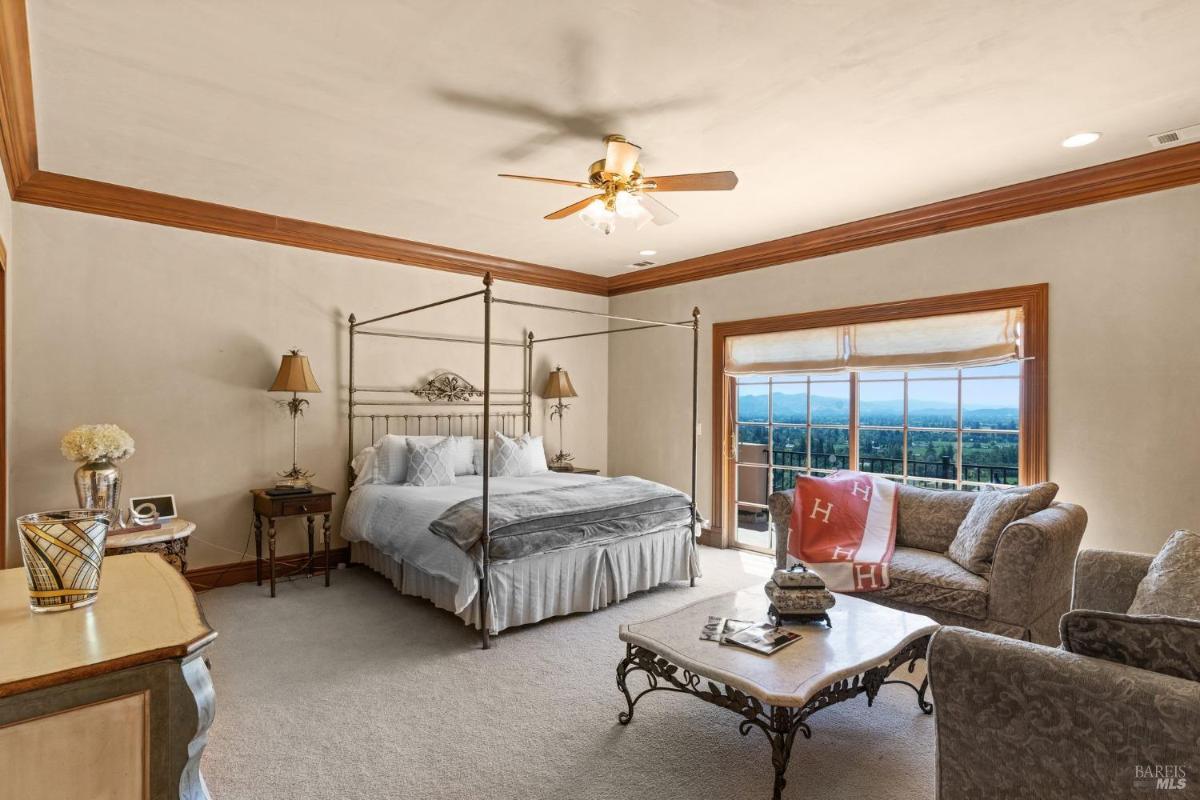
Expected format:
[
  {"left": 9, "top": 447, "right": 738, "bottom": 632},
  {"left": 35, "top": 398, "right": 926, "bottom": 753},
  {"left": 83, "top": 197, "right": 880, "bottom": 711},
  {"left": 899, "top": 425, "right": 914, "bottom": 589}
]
[{"left": 186, "top": 547, "right": 350, "bottom": 592}]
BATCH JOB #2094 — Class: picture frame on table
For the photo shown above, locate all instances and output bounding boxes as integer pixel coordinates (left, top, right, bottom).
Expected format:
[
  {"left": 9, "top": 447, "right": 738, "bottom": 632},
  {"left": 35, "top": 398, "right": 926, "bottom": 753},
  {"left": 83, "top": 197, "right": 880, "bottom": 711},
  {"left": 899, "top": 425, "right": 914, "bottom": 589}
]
[{"left": 129, "top": 493, "right": 178, "bottom": 522}]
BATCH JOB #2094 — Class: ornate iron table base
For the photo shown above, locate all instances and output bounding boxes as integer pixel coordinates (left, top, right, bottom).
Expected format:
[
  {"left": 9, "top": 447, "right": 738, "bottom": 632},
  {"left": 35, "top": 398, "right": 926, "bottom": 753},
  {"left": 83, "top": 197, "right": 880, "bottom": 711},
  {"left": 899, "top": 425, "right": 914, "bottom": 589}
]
[{"left": 616, "top": 634, "right": 932, "bottom": 800}]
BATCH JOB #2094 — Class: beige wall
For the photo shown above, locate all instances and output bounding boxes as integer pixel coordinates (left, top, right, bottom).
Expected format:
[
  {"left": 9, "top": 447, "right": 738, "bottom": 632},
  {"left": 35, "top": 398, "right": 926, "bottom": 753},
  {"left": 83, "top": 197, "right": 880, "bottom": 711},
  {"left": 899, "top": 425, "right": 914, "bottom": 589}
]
[
  {"left": 609, "top": 183, "right": 1200, "bottom": 556},
  {"left": 9, "top": 204, "right": 609, "bottom": 569}
]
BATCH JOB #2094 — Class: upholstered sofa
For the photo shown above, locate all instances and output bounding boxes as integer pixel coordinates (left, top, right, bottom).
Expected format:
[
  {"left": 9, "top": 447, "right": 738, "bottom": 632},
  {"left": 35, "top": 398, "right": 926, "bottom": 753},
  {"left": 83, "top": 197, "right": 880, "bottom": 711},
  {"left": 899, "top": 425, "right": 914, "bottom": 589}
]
[
  {"left": 928, "top": 549, "right": 1200, "bottom": 799},
  {"left": 767, "top": 483, "right": 1087, "bottom": 644}
]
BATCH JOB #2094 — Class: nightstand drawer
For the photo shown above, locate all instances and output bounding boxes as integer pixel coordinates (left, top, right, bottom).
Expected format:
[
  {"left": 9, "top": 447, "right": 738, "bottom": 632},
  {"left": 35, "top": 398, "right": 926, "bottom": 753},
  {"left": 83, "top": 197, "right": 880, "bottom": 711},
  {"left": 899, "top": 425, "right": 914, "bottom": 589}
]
[{"left": 279, "top": 495, "right": 332, "bottom": 516}]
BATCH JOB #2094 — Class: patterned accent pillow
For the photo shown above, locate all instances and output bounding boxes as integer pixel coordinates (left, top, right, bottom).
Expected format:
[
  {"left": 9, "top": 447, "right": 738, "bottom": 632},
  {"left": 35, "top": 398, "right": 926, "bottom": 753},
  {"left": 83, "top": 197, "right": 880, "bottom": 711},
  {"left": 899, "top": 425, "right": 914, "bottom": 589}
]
[
  {"left": 947, "top": 491, "right": 1028, "bottom": 575},
  {"left": 1127, "top": 530, "right": 1200, "bottom": 619},
  {"left": 987, "top": 481, "right": 1060, "bottom": 516},
  {"left": 404, "top": 437, "right": 457, "bottom": 487},
  {"left": 1060, "top": 609, "right": 1200, "bottom": 682},
  {"left": 491, "top": 432, "right": 531, "bottom": 477}
]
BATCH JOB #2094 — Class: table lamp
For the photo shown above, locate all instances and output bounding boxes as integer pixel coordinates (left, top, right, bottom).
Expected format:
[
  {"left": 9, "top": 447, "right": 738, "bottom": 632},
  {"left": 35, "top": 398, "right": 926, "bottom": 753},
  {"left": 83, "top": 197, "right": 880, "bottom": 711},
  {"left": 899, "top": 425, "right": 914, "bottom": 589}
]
[
  {"left": 270, "top": 349, "right": 321, "bottom": 487},
  {"left": 541, "top": 366, "right": 578, "bottom": 469}
]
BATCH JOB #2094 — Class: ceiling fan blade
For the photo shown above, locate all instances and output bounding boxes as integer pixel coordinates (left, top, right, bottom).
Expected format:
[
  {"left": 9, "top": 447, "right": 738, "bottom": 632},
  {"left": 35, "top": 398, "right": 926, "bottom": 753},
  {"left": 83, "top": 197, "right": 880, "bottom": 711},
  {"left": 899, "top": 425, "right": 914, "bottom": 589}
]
[
  {"left": 604, "top": 138, "right": 642, "bottom": 178},
  {"left": 499, "top": 174, "right": 591, "bottom": 188},
  {"left": 545, "top": 194, "right": 603, "bottom": 220},
  {"left": 639, "top": 193, "right": 679, "bottom": 226},
  {"left": 644, "top": 171, "right": 738, "bottom": 192}
]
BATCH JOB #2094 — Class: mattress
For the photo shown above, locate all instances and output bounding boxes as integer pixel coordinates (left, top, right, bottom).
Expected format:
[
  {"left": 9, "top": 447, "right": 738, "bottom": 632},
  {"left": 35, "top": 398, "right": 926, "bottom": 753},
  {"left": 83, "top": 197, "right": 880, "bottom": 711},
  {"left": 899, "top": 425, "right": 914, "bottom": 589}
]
[{"left": 341, "top": 472, "right": 609, "bottom": 613}]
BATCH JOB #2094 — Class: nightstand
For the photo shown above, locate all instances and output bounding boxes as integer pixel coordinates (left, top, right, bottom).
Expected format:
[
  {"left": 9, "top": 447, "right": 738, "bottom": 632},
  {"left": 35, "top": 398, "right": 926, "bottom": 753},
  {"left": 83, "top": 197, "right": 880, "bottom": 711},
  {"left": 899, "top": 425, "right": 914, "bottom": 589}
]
[
  {"left": 549, "top": 466, "right": 601, "bottom": 475},
  {"left": 105, "top": 517, "right": 195, "bottom": 573},
  {"left": 250, "top": 486, "right": 335, "bottom": 597}
]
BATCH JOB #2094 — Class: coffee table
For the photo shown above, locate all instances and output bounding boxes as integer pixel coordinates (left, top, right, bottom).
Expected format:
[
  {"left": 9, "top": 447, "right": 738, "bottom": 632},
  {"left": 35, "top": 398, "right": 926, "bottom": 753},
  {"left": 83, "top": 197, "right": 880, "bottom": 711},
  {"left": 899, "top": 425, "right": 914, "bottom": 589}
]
[{"left": 617, "top": 588, "right": 937, "bottom": 799}]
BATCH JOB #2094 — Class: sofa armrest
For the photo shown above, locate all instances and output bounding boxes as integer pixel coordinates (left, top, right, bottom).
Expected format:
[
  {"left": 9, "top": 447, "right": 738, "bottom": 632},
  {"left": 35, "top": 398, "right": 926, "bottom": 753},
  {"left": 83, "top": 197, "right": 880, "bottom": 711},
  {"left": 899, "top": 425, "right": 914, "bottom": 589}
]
[
  {"left": 767, "top": 489, "right": 794, "bottom": 568},
  {"left": 987, "top": 502, "right": 1087, "bottom": 640},
  {"left": 1072, "top": 548, "right": 1153, "bottom": 614},
  {"left": 929, "top": 626, "right": 1200, "bottom": 800}
]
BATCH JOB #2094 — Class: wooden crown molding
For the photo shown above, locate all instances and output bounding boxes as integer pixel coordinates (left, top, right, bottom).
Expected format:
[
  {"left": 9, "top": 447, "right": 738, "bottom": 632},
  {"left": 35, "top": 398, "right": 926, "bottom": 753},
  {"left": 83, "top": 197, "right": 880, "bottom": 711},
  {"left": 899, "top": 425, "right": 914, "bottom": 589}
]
[
  {"left": 0, "top": 0, "right": 36, "bottom": 196},
  {"left": 14, "top": 171, "right": 609, "bottom": 294},
  {"left": 2, "top": 1, "right": 1200, "bottom": 297},
  {"left": 609, "top": 142, "right": 1200, "bottom": 296}
]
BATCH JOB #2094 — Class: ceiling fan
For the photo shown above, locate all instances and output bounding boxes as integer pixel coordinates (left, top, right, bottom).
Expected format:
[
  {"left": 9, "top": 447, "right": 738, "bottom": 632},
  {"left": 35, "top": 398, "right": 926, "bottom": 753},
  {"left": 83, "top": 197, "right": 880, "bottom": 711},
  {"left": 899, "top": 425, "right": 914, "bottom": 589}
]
[{"left": 498, "top": 134, "right": 737, "bottom": 234}]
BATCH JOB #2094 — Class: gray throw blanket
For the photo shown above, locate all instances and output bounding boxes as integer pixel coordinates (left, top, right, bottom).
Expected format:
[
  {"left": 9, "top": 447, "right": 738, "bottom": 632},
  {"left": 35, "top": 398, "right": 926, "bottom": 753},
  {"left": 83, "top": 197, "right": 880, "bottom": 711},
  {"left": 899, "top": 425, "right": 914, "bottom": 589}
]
[{"left": 429, "top": 476, "right": 694, "bottom": 561}]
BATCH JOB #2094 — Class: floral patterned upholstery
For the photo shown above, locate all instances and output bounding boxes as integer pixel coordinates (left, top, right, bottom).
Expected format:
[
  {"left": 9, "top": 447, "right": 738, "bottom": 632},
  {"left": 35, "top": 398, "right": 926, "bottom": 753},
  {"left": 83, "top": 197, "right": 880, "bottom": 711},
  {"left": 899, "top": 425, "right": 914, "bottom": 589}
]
[{"left": 930, "top": 551, "right": 1200, "bottom": 800}]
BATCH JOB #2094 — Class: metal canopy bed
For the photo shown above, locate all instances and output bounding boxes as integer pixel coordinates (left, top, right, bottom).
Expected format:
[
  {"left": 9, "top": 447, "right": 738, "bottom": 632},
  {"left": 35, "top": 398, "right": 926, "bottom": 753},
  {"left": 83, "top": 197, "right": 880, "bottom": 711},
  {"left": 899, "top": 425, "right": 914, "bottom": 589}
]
[{"left": 345, "top": 273, "right": 700, "bottom": 648}]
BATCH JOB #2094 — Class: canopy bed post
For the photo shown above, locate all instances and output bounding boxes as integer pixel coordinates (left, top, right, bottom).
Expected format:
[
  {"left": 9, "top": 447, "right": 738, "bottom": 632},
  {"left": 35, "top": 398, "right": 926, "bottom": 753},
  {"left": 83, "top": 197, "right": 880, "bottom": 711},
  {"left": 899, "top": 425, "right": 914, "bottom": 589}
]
[
  {"left": 347, "top": 313, "right": 357, "bottom": 492},
  {"left": 480, "top": 273, "right": 494, "bottom": 650},
  {"left": 525, "top": 331, "right": 534, "bottom": 435},
  {"left": 690, "top": 306, "right": 700, "bottom": 587}
]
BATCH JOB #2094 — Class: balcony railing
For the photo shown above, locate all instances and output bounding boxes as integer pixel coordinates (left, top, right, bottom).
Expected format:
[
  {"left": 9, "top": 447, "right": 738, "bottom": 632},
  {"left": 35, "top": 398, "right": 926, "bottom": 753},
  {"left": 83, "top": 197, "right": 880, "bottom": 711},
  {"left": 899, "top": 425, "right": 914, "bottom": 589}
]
[{"left": 738, "top": 445, "right": 1019, "bottom": 498}]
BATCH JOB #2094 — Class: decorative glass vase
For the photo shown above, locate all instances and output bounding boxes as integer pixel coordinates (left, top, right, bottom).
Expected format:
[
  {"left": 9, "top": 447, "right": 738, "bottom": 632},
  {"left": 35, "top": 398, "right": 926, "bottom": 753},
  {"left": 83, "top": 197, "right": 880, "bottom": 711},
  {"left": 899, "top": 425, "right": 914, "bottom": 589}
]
[
  {"left": 17, "top": 509, "right": 112, "bottom": 612},
  {"left": 74, "top": 458, "right": 122, "bottom": 518}
]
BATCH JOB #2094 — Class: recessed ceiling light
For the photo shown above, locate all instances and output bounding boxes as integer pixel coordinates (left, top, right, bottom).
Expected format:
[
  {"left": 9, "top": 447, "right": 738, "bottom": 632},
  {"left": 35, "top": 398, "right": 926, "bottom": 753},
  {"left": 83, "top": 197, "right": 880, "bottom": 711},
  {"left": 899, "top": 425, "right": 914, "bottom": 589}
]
[
  {"left": 639, "top": 249, "right": 657, "bottom": 256},
  {"left": 1061, "top": 132, "right": 1102, "bottom": 148}
]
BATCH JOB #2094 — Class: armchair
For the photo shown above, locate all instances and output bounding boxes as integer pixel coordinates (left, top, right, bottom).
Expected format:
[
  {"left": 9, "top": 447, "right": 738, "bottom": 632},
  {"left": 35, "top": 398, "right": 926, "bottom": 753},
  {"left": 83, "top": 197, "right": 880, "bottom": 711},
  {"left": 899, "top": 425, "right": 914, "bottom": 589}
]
[{"left": 928, "top": 549, "right": 1200, "bottom": 799}]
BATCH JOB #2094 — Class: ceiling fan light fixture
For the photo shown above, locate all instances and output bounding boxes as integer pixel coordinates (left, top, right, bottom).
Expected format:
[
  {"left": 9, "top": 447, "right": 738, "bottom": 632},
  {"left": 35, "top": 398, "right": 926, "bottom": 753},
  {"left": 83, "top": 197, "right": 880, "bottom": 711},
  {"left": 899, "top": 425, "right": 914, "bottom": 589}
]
[
  {"left": 580, "top": 198, "right": 616, "bottom": 235},
  {"left": 613, "top": 190, "right": 641, "bottom": 218}
]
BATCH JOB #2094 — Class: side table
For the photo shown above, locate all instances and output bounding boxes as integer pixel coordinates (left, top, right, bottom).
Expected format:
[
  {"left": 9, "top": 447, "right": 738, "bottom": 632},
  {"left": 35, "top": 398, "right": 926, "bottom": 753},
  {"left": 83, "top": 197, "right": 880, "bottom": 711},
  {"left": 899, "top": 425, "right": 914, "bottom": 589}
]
[
  {"left": 250, "top": 487, "right": 335, "bottom": 597},
  {"left": 105, "top": 517, "right": 196, "bottom": 573},
  {"left": 549, "top": 466, "right": 601, "bottom": 475}
]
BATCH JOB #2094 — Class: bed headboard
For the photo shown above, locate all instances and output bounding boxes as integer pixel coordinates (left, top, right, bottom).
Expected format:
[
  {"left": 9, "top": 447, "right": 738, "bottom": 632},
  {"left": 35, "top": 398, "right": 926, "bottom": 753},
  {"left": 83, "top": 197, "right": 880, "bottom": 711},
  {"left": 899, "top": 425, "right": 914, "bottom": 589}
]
[{"left": 349, "top": 370, "right": 531, "bottom": 468}]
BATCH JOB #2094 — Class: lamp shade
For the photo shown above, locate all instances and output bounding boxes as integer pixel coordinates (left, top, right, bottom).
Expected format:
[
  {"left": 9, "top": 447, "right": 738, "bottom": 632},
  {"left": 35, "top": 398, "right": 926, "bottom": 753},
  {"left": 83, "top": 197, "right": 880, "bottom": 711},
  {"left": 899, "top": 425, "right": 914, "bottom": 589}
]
[
  {"left": 541, "top": 367, "right": 577, "bottom": 399},
  {"left": 269, "top": 350, "right": 321, "bottom": 393}
]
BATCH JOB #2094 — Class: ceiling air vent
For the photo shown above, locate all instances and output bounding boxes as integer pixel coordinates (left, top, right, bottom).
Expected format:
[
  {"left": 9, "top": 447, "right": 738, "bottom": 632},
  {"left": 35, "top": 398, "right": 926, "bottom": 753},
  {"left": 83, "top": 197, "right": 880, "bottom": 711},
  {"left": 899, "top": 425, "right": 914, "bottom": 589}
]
[
  {"left": 628, "top": 260, "right": 656, "bottom": 268},
  {"left": 1148, "top": 123, "right": 1200, "bottom": 149}
]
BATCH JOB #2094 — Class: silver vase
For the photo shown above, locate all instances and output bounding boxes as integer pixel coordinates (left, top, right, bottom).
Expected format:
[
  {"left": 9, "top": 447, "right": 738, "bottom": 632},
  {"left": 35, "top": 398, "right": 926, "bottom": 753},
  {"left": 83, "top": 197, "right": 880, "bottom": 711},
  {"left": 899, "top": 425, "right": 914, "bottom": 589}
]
[{"left": 74, "top": 459, "right": 122, "bottom": 517}]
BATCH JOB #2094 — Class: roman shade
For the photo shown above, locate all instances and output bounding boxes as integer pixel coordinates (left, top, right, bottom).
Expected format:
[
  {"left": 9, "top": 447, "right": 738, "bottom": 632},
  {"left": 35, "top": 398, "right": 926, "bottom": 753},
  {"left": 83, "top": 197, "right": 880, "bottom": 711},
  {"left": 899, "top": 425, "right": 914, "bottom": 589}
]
[{"left": 725, "top": 308, "right": 1023, "bottom": 375}]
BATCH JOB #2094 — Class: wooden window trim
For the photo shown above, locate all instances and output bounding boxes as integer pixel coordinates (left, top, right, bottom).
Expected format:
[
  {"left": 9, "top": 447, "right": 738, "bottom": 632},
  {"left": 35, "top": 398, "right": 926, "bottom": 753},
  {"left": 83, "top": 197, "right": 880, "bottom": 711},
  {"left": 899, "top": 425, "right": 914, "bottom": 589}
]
[{"left": 708, "top": 283, "right": 1048, "bottom": 549}]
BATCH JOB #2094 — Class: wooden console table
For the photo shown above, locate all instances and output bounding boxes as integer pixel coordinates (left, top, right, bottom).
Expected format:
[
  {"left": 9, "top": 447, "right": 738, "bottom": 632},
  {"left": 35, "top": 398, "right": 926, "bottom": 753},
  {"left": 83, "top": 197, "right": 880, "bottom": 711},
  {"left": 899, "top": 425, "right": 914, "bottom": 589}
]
[{"left": 0, "top": 553, "right": 216, "bottom": 799}]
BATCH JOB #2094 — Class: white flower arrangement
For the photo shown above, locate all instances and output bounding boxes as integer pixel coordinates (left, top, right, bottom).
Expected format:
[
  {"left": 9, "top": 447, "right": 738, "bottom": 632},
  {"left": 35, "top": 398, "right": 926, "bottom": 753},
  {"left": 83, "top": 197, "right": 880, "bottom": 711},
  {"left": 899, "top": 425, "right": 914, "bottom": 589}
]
[{"left": 60, "top": 424, "right": 136, "bottom": 463}]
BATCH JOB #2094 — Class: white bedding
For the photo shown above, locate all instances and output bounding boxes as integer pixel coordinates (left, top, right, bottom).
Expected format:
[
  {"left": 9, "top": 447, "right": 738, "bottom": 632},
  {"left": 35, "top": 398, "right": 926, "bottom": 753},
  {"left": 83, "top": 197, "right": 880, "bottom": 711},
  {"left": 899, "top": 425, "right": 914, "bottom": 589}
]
[{"left": 341, "top": 472, "right": 605, "bottom": 613}]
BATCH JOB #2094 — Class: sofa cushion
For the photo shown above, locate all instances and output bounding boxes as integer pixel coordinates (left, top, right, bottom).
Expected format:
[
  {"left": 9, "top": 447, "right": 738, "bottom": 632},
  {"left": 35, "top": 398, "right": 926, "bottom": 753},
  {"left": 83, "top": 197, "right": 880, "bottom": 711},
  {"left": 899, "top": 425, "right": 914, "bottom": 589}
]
[
  {"left": 994, "top": 481, "right": 1059, "bottom": 516},
  {"left": 948, "top": 491, "right": 1028, "bottom": 576},
  {"left": 870, "top": 546, "right": 990, "bottom": 620},
  {"left": 1127, "top": 530, "right": 1200, "bottom": 619},
  {"left": 895, "top": 484, "right": 977, "bottom": 552},
  {"left": 1060, "top": 608, "right": 1200, "bottom": 682}
]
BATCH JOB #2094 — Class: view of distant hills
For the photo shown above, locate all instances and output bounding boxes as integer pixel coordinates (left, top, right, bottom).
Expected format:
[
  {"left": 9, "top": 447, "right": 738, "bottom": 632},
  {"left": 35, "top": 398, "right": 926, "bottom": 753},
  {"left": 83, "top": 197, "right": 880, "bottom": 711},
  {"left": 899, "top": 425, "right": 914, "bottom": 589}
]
[{"left": 737, "top": 392, "right": 1017, "bottom": 429}]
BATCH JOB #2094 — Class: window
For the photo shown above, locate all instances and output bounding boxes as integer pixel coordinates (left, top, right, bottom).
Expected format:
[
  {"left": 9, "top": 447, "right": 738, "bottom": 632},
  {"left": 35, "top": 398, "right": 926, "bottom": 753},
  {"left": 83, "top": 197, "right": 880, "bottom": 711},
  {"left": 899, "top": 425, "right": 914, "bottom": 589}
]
[
  {"left": 732, "top": 364, "right": 1020, "bottom": 550},
  {"left": 713, "top": 285, "right": 1047, "bottom": 554}
]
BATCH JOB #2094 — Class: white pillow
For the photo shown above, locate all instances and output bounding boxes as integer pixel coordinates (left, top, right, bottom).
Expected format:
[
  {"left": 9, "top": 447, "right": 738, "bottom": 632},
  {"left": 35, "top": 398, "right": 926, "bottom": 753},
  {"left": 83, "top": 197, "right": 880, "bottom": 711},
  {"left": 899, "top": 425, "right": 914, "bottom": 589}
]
[
  {"left": 404, "top": 437, "right": 457, "bottom": 487},
  {"left": 525, "top": 435, "right": 549, "bottom": 474},
  {"left": 449, "top": 435, "right": 474, "bottom": 476},
  {"left": 374, "top": 434, "right": 411, "bottom": 483},
  {"left": 351, "top": 446, "right": 379, "bottom": 490}
]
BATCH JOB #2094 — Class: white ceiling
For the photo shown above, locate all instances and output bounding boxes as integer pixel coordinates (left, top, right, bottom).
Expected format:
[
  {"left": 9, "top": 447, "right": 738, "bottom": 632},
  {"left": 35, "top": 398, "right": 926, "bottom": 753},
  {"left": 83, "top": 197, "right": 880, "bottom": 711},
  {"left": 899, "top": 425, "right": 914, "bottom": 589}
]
[{"left": 26, "top": 0, "right": 1200, "bottom": 277}]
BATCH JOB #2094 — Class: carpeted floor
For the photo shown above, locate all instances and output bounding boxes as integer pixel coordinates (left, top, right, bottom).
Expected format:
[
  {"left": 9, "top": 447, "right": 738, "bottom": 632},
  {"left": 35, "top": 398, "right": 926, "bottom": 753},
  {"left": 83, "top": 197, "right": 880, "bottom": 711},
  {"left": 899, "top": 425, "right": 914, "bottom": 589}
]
[{"left": 198, "top": 546, "right": 934, "bottom": 799}]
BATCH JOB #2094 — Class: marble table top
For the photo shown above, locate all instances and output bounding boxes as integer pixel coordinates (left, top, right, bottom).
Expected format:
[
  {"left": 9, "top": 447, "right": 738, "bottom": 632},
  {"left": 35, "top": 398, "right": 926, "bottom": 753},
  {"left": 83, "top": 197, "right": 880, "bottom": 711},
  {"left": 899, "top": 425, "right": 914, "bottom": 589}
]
[
  {"left": 105, "top": 517, "right": 195, "bottom": 549},
  {"left": 620, "top": 588, "right": 937, "bottom": 706}
]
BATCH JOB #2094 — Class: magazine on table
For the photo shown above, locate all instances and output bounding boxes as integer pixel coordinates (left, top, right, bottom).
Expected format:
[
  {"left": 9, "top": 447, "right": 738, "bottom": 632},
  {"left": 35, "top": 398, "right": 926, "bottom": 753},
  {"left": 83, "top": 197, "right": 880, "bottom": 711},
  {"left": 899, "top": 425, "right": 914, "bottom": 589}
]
[
  {"left": 720, "top": 623, "right": 803, "bottom": 656},
  {"left": 699, "top": 616, "right": 754, "bottom": 642}
]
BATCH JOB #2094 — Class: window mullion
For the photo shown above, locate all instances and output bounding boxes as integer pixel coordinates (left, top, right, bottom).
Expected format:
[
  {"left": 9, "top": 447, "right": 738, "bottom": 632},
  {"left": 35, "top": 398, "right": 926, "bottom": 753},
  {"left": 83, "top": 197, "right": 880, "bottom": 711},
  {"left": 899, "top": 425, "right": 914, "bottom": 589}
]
[
  {"left": 956, "top": 368, "right": 964, "bottom": 489},
  {"left": 849, "top": 372, "right": 859, "bottom": 472},
  {"left": 902, "top": 373, "right": 909, "bottom": 484}
]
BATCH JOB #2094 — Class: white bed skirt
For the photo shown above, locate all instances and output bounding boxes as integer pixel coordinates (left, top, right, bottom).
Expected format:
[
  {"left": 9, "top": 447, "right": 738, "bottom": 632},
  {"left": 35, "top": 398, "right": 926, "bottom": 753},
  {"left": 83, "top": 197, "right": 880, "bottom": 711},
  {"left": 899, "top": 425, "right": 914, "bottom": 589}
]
[{"left": 351, "top": 526, "right": 699, "bottom": 634}]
